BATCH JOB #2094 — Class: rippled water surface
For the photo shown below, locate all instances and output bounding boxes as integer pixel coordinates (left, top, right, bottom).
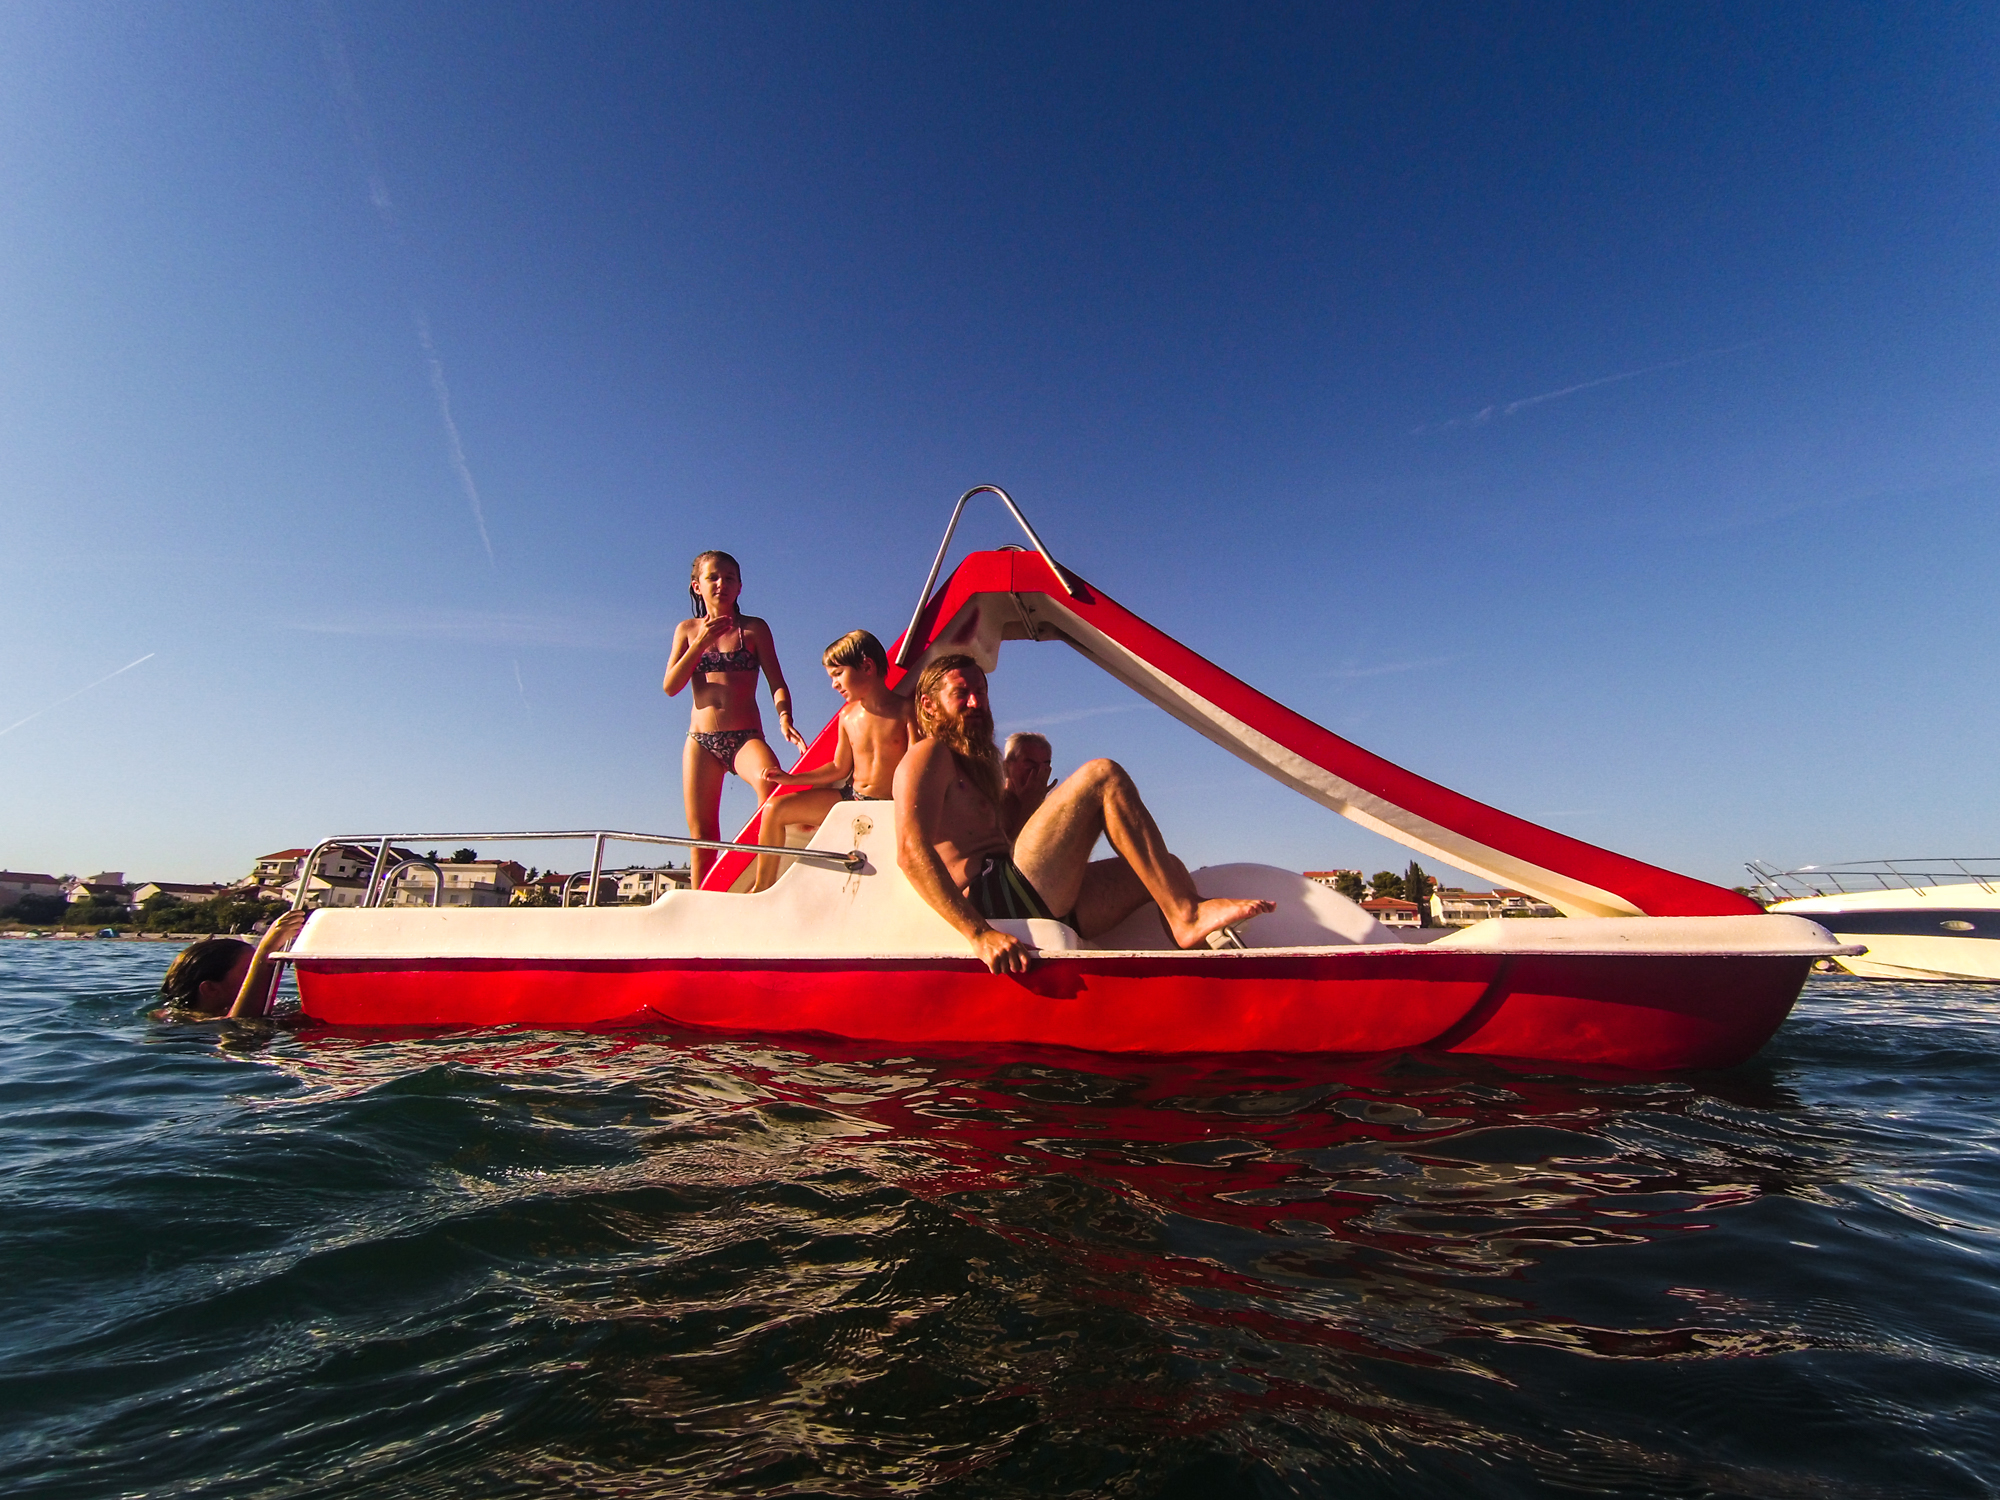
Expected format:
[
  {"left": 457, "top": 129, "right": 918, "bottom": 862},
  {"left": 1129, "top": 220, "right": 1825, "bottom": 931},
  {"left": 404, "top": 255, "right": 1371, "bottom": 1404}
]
[{"left": 3, "top": 940, "right": 1999, "bottom": 1497}]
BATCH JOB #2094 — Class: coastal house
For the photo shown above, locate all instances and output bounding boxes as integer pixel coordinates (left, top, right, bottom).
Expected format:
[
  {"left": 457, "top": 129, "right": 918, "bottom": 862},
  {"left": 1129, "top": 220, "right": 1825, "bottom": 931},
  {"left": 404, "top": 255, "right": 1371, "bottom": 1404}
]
[
  {"left": 131, "top": 881, "right": 228, "bottom": 907},
  {"left": 1361, "top": 896, "right": 1424, "bottom": 928},
  {"left": 246, "top": 850, "right": 308, "bottom": 888},
  {"left": 616, "top": 866, "right": 689, "bottom": 903},
  {"left": 1430, "top": 888, "right": 1562, "bottom": 925},
  {"left": 316, "top": 845, "right": 388, "bottom": 882},
  {"left": 386, "top": 859, "right": 528, "bottom": 908},
  {"left": 510, "top": 871, "right": 617, "bottom": 906},
  {"left": 65, "top": 875, "right": 133, "bottom": 912},
  {"left": 511, "top": 872, "right": 568, "bottom": 906},
  {"left": 0, "top": 872, "right": 63, "bottom": 909},
  {"left": 245, "top": 844, "right": 413, "bottom": 901},
  {"left": 277, "top": 874, "right": 374, "bottom": 908},
  {"left": 1302, "top": 869, "right": 1363, "bottom": 891}
]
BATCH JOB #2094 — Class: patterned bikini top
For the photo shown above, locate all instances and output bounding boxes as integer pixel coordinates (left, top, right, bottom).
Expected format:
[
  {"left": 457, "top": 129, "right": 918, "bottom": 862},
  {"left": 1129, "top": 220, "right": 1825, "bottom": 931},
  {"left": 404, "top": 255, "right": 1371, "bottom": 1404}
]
[{"left": 696, "top": 622, "right": 760, "bottom": 675}]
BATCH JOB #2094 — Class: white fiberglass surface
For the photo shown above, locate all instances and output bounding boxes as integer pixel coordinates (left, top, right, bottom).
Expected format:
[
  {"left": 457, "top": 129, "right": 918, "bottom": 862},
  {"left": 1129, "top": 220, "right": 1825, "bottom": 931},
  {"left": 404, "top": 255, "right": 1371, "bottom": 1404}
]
[
  {"left": 288, "top": 797, "right": 1847, "bottom": 964},
  {"left": 1777, "top": 881, "right": 2000, "bottom": 914},
  {"left": 289, "top": 803, "right": 1392, "bottom": 962}
]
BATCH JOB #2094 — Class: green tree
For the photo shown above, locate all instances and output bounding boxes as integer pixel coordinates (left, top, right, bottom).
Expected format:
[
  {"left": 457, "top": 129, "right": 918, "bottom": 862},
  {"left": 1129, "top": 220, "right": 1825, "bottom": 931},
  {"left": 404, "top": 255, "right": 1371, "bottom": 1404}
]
[
  {"left": 1332, "top": 871, "right": 1366, "bottom": 902},
  {"left": 1404, "top": 860, "right": 1433, "bottom": 928},
  {"left": 1368, "top": 871, "right": 1403, "bottom": 901},
  {"left": 63, "top": 897, "right": 128, "bottom": 928},
  {"left": 139, "top": 893, "right": 188, "bottom": 931},
  {"left": 4, "top": 893, "right": 66, "bottom": 924},
  {"left": 149, "top": 892, "right": 288, "bottom": 934},
  {"left": 450, "top": 848, "right": 478, "bottom": 863}
]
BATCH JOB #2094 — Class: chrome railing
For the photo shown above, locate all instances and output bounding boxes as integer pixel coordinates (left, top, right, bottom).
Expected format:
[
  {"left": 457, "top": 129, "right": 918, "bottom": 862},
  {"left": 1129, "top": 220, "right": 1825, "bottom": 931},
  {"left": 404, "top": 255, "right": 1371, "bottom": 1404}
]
[
  {"left": 377, "top": 858, "right": 444, "bottom": 908},
  {"left": 894, "top": 484, "right": 1082, "bottom": 668},
  {"left": 1746, "top": 857, "right": 2000, "bottom": 903},
  {"left": 288, "top": 829, "right": 865, "bottom": 912}
]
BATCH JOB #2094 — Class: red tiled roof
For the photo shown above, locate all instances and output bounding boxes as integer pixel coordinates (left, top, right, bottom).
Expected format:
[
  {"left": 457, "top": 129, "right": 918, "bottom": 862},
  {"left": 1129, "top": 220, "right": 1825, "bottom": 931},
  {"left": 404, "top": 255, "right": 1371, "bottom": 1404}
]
[
  {"left": 0, "top": 872, "right": 60, "bottom": 884},
  {"left": 258, "top": 849, "right": 308, "bottom": 861},
  {"left": 1362, "top": 897, "right": 1420, "bottom": 911}
]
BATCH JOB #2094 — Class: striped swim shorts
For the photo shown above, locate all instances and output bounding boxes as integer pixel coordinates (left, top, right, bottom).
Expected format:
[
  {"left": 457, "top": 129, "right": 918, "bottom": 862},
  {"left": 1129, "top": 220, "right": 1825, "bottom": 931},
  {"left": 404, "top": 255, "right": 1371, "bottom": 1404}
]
[{"left": 964, "top": 853, "right": 1063, "bottom": 924}]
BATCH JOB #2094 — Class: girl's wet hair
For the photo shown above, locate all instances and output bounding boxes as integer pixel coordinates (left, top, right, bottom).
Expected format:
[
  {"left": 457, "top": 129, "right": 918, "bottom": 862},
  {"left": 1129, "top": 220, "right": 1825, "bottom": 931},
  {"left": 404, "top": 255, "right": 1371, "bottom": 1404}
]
[
  {"left": 822, "top": 629, "right": 888, "bottom": 678},
  {"left": 688, "top": 550, "right": 743, "bottom": 618},
  {"left": 159, "top": 936, "right": 252, "bottom": 1007}
]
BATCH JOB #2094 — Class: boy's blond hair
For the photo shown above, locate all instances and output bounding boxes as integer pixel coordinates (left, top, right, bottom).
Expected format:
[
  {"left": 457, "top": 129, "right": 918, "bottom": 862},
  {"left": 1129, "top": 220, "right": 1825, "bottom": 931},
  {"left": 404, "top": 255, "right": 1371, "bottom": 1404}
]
[{"left": 822, "top": 629, "right": 888, "bottom": 678}]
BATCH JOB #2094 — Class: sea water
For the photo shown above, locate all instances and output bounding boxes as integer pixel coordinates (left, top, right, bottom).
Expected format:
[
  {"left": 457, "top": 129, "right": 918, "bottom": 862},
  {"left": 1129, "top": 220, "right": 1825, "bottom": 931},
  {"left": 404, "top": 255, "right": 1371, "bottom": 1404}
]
[{"left": 2, "top": 939, "right": 1996, "bottom": 1498}]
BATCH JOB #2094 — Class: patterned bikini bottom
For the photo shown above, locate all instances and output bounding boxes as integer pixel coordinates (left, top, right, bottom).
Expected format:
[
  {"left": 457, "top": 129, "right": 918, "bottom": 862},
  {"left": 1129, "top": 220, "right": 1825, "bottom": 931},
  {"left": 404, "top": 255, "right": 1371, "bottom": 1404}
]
[{"left": 689, "top": 726, "right": 762, "bottom": 769}]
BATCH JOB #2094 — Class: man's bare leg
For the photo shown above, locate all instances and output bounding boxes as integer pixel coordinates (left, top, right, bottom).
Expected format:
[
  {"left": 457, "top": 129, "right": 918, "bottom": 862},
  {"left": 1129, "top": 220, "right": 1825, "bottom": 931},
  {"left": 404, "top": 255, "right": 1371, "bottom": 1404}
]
[{"left": 1013, "top": 759, "right": 1272, "bottom": 947}]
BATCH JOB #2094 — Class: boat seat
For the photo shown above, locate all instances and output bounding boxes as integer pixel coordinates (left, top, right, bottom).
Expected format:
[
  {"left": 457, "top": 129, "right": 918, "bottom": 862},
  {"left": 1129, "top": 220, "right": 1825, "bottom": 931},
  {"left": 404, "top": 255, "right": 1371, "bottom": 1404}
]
[
  {"left": 1081, "top": 863, "right": 1392, "bottom": 950},
  {"left": 743, "top": 808, "right": 1388, "bottom": 952}
]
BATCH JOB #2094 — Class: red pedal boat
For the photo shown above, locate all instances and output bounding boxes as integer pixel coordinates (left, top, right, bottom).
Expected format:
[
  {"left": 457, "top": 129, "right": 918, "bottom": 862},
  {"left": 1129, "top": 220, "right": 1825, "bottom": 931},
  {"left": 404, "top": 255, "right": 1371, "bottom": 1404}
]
[{"left": 282, "top": 488, "right": 1850, "bottom": 1068}]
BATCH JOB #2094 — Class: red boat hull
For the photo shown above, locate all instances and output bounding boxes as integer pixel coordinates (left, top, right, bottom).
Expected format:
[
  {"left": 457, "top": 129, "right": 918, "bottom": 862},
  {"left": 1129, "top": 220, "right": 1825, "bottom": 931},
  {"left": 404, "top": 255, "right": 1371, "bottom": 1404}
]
[{"left": 293, "top": 948, "right": 1811, "bottom": 1070}]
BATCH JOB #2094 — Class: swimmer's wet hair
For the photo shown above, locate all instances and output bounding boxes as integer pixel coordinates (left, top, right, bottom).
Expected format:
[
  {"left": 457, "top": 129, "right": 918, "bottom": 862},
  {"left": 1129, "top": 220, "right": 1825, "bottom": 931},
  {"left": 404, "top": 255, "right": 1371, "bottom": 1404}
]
[
  {"left": 822, "top": 629, "right": 888, "bottom": 677},
  {"left": 159, "top": 936, "right": 252, "bottom": 1007},
  {"left": 688, "top": 550, "right": 742, "bottom": 618}
]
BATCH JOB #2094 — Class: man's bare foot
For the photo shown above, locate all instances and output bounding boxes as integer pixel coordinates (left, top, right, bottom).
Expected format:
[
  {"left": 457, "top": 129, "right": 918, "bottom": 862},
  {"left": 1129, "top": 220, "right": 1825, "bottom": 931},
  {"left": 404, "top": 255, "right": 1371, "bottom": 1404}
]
[{"left": 1168, "top": 897, "right": 1275, "bottom": 950}]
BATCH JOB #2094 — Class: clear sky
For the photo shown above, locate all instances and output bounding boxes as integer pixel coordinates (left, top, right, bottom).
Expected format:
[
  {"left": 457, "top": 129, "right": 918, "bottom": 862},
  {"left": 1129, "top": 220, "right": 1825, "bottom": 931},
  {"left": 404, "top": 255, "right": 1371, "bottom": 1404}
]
[{"left": 3, "top": 2, "right": 1995, "bottom": 888}]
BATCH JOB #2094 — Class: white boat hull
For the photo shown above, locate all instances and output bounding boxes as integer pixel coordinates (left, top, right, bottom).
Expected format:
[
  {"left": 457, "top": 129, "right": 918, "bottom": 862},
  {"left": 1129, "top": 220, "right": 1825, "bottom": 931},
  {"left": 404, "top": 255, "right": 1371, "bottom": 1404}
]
[
  {"left": 1829, "top": 938, "right": 2000, "bottom": 984},
  {"left": 1769, "top": 882, "right": 2000, "bottom": 984}
]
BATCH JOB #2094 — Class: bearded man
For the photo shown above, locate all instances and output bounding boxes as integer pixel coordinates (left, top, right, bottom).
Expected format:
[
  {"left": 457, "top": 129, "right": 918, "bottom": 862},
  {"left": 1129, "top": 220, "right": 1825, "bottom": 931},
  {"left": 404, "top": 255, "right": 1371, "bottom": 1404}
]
[{"left": 894, "top": 654, "right": 1274, "bottom": 975}]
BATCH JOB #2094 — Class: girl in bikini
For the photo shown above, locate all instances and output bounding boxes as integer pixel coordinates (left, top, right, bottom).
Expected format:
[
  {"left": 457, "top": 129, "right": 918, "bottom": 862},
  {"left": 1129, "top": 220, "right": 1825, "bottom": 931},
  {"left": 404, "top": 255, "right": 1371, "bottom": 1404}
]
[{"left": 663, "top": 550, "right": 810, "bottom": 886}]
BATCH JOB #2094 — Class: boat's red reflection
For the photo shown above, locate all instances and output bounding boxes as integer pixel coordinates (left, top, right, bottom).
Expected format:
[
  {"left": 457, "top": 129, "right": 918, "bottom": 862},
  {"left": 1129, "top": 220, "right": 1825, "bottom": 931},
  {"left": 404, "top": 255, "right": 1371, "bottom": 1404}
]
[{"left": 278, "top": 1023, "right": 1811, "bottom": 1406}]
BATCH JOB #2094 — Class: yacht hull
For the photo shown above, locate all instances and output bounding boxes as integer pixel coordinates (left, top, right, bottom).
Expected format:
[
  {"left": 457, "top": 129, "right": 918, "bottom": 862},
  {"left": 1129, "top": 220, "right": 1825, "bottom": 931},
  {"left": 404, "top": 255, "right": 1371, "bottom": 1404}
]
[
  {"left": 1830, "top": 940, "right": 2000, "bottom": 984},
  {"left": 1767, "top": 886, "right": 2000, "bottom": 984}
]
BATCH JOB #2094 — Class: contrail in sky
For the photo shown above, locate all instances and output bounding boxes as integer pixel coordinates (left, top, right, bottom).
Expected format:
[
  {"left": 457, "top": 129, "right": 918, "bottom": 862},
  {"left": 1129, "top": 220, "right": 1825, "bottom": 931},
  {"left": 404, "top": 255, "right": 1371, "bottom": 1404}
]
[
  {"left": 417, "top": 310, "right": 496, "bottom": 568},
  {"left": 314, "top": 1, "right": 495, "bottom": 569},
  {"left": 0, "top": 654, "right": 156, "bottom": 739},
  {"left": 1413, "top": 339, "right": 1765, "bottom": 434},
  {"left": 311, "top": 2, "right": 395, "bottom": 232}
]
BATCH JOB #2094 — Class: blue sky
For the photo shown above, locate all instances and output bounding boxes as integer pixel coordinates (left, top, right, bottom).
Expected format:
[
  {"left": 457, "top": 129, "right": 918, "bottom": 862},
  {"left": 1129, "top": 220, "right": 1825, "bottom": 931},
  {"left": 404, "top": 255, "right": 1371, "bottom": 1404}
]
[{"left": 2, "top": 1, "right": 1995, "bottom": 887}]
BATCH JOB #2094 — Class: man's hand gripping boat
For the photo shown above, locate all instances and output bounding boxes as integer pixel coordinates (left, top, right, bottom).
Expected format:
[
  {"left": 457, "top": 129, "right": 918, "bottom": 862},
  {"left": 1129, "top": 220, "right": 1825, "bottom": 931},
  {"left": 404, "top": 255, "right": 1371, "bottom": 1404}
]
[{"left": 284, "top": 488, "right": 1852, "bottom": 1068}]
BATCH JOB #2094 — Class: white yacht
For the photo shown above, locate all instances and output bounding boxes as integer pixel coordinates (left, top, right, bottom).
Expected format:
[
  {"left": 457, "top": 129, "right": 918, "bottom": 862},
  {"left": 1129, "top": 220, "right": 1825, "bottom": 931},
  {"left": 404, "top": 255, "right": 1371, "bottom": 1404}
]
[{"left": 1748, "top": 860, "right": 2000, "bottom": 983}]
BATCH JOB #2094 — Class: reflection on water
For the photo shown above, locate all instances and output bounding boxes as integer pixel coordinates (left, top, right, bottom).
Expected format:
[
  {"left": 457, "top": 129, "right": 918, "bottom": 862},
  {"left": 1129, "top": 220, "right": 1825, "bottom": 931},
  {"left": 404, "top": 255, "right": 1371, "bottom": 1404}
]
[{"left": 1, "top": 945, "right": 1997, "bottom": 1497}]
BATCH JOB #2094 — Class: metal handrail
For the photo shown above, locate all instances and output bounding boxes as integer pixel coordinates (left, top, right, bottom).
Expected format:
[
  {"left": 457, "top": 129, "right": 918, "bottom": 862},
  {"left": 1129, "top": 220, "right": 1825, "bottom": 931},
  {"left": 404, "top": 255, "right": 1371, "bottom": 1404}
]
[
  {"left": 288, "top": 838, "right": 393, "bottom": 912},
  {"left": 287, "top": 829, "right": 864, "bottom": 911},
  {"left": 1746, "top": 857, "right": 2000, "bottom": 903},
  {"left": 378, "top": 858, "right": 444, "bottom": 908},
  {"left": 894, "top": 484, "right": 1080, "bottom": 668},
  {"left": 289, "top": 843, "right": 335, "bottom": 905}
]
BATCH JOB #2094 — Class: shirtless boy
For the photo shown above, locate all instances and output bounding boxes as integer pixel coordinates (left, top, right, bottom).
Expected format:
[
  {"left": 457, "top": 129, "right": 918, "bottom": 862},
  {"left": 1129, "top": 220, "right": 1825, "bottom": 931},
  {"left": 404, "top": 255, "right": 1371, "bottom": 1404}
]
[
  {"left": 751, "top": 629, "right": 914, "bottom": 891},
  {"left": 895, "top": 654, "right": 1273, "bottom": 975}
]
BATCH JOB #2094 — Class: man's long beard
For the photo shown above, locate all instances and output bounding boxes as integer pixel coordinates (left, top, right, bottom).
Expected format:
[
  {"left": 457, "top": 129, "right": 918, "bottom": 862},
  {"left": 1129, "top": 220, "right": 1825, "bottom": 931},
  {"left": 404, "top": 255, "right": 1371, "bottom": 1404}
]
[{"left": 922, "top": 707, "right": 1004, "bottom": 814}]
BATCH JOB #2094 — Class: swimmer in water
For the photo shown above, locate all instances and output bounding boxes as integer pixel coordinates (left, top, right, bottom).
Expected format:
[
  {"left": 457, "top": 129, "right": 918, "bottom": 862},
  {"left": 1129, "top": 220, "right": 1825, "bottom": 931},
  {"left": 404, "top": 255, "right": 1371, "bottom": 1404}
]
[{"left": 157, "top": 910, "right": 310, "bottom": 1019}]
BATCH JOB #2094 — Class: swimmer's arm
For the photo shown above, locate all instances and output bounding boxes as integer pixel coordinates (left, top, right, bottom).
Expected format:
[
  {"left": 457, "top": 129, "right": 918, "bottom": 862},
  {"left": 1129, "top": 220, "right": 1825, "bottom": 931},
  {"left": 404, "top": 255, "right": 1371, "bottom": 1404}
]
[
  {"left": 227, "top": 909, "right": 311, "bottom": 1019},
  {"left": 762, "top": 715, "right": 856, "bottom": 789},
  {"left": 662, "top": 618, "right": 723, "bottom": 696},
  {"left": 751, "top": 619, "right": 810, "bottom": 751}
]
